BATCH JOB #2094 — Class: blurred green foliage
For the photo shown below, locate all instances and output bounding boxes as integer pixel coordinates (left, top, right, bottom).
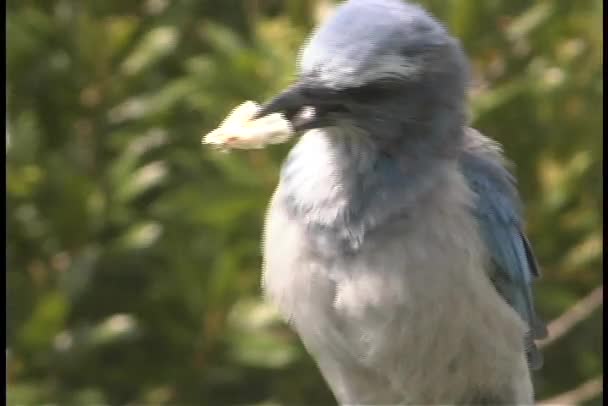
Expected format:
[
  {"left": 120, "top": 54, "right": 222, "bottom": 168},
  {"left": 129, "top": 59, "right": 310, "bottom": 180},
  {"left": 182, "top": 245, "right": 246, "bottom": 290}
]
[{"left": 7, "top": 0, "right": 602, "bottom": 405}]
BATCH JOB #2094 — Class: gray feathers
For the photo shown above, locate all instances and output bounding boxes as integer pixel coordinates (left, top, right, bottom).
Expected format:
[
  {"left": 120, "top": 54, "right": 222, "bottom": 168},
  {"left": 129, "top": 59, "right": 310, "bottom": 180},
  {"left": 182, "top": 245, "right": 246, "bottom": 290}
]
[{"left": 260, "top": 0, "right": 544, "bottom": 404}]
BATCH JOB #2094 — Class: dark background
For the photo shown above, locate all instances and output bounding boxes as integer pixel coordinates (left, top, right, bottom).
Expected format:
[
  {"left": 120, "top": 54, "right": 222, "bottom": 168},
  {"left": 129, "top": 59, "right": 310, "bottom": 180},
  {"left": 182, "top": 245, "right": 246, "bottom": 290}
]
[{"left": 7, "top": 0, "right": 602, "bottom": 404}]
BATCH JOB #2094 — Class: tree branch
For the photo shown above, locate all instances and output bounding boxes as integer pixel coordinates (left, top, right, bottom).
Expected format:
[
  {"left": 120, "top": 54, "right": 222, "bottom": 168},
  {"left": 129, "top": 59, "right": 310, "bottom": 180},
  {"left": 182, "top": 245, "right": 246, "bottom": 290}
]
[
  {"left": 538, "top": 375, "right": 603, "bottom": 405},
  {"left": 538, "top": 286, "right": 603, "bottom": 349}
]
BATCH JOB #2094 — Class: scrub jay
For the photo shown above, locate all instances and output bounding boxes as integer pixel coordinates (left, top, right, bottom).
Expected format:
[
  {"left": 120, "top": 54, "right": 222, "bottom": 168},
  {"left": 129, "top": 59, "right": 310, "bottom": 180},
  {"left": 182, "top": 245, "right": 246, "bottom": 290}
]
[{"left": 257, "top": 0, "right": 546, "bottom": 404}]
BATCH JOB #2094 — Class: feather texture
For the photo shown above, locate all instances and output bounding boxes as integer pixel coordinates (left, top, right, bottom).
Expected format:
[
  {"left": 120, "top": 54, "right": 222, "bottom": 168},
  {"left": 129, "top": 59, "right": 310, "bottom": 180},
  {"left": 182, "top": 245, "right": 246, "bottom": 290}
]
[
  {"left": 259, "top": 1, "right": 544, "bottom": 403},
  {"left": 461, "top": 128, "right": 547, "bottom": 370},
  {"left": 263, "top": 128, "right": 536, "bottom": 404}
]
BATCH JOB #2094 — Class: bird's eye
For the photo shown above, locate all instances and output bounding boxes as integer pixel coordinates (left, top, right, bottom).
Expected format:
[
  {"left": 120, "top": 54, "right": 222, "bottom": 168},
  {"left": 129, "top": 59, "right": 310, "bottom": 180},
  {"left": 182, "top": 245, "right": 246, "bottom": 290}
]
[
  {"left": 343, "top": 82, "right": 397, "bottom": 103},
  {"left": 318, "top": 104, "right": 349, "bottom": 115}
]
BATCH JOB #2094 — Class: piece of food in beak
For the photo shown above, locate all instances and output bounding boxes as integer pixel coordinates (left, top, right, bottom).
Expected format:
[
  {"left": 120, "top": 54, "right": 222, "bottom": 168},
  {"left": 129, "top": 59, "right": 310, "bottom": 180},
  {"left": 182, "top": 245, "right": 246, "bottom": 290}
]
[{"left": 202, "top": 101, "right": 294, "bottom": 150}]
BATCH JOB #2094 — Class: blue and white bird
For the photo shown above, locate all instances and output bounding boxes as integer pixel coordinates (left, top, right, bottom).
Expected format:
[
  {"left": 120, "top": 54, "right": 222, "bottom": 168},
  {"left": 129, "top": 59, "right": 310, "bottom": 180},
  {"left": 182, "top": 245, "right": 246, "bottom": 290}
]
[{"left": 257, "top": 0, "right": 547, "bottom": 404}]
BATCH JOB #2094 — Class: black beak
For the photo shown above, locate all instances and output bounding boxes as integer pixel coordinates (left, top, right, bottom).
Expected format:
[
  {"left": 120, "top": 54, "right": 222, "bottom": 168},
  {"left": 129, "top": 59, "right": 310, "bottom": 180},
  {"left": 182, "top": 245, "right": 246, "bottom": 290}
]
[{"left": 253, "top": 81, "right": 344, "bottom": 132}]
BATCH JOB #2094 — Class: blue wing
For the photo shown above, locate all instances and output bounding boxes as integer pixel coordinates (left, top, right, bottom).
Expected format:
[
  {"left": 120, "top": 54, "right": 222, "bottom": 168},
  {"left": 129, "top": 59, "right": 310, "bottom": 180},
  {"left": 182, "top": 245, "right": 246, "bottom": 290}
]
[{"left": 460, "top": 129, "right": 547, "bottom": 370}]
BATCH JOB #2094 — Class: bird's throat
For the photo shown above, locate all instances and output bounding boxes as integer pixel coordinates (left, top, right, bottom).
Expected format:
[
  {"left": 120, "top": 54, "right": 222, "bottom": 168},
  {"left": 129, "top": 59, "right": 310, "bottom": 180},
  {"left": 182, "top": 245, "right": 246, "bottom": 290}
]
[{"left": 278, "top": 127, "right": 449, "bottom": 250}]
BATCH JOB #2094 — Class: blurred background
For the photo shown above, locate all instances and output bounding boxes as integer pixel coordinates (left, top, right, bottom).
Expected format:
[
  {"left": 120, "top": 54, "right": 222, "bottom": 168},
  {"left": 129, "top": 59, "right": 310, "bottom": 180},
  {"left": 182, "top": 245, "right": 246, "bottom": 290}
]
[{"left": 6, "top": 0, "right": 603, "bottom": 405}]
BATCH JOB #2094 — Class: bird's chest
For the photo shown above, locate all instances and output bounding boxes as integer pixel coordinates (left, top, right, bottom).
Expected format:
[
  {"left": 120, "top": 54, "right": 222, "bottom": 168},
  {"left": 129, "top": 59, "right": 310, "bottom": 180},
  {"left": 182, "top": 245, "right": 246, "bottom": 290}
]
[
  {"left": 262, "top": 183, "right": 484, "bottom": 337},
  {"left": 264, "top": 136, "right": 478, "bottom": 322},
  {"left": 261, "top": 162, "right": 530, "bottom": 403},
  {"left": 263, "top": 198, "right": 495, "bottom": 400}
]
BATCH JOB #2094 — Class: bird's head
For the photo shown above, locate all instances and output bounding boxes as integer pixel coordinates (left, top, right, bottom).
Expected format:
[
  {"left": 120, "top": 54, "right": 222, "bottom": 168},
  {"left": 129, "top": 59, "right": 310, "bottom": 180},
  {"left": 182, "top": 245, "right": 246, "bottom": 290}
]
[{"left": 256, "top": 0, "right": 470, "bottom": 154}]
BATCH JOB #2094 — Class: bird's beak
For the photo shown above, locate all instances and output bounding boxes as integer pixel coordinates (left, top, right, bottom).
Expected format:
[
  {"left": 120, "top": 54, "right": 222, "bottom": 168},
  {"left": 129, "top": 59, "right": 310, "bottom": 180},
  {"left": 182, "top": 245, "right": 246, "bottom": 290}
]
[{"left": 253, "top": 81, "right": 343, "bottom": 132}]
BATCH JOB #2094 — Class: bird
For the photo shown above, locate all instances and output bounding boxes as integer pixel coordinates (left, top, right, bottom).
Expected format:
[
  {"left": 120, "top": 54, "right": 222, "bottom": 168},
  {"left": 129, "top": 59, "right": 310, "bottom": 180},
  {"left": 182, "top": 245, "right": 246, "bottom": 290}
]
[{"left": 256, "top": 0, "right": 547, "bottom": 404}]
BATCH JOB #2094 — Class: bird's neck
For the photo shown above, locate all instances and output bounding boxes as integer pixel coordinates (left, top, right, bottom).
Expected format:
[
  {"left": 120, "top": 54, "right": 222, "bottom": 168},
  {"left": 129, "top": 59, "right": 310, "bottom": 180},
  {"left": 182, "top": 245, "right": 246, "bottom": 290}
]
[{"left": 278, "top": 127, "right": 456, "bottom": 248}]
